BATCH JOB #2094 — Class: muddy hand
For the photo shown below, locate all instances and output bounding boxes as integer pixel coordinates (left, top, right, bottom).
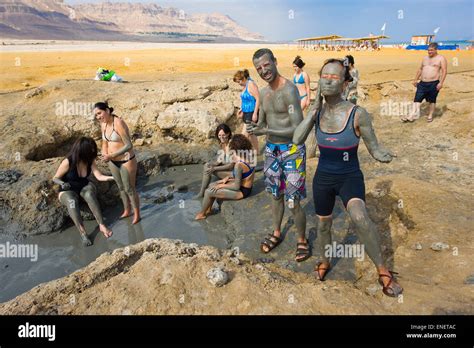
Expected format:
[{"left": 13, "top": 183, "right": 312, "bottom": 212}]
[
  {"left": 373, "top": 148, "right": 395, "bottom": 163},
  {"left": 246, "top": 122, "right": 257, "bottom": 135}
]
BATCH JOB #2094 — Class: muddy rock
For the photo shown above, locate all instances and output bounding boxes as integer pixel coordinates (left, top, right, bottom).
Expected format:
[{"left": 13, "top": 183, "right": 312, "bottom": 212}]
[
  {"left": 157, "top": 99, "right": 234, "bottom": 140},
  {"left": 430, "top": 242, "right": 449, "bottom": 251},
  {"left": 0, "top": 170, "right": 22, "bottom": 186},
  {"left": 206, "top": 267, "right": 229, "bottom": 287}
]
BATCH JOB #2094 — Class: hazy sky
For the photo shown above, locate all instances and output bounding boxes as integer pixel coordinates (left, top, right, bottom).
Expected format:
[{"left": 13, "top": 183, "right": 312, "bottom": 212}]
[{"left": 65, "top": 0, "right": 474, "bottom": 42}]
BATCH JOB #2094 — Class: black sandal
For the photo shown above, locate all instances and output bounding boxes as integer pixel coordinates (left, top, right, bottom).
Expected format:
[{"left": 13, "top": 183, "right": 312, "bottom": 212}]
[
  {"left": 260, "top": 232, "right": 282, "bottom": 253},
  {"left": 295, "top": 240, "right": 311, "bottom": 262},
  {"left": 378, "top": 271, "right": 403, "bottom": 297},
  {"left": 314, "top": 262, "right": 330, "bottom": 281}
]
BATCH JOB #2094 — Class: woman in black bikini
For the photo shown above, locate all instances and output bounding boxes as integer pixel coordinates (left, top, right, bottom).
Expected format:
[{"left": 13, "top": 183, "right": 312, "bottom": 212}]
[
  {"left": 195, "top": 134, "right": 255, "bottom": 220},
  {"left": 53, "top": 137, "right": 114, "bottom": 246},
  {"left": 94, "top": 102, "right": 141, "bottom": 224}
]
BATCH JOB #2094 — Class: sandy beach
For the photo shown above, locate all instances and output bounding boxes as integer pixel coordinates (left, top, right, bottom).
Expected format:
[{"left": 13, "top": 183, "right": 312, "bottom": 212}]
[{"left": 1, "top": 42, "right": 473, "bottom": 93}]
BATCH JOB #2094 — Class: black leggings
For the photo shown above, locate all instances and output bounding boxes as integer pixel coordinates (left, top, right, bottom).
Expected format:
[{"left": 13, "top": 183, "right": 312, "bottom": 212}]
[{"left": 313, "top": 170, "right": 365, "bottom": 216}]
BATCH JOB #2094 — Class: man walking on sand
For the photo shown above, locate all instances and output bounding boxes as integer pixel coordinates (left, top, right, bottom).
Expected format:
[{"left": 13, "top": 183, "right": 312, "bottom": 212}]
[{"left": 403, "top": 42, "right": 447, "bottom": 123}]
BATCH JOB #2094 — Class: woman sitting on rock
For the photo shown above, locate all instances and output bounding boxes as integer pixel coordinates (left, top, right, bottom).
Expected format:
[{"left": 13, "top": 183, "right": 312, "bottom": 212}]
[
  {"left": 195, "top": 123, "right": 235, "bottom": 198},
  {"left": 53, "top": 137, "right": 114, "bottom": 246},
  {"left": 94, "top": 102, "right": 141, "bottom": 224},
  {"left": 195, "top": 134, "right": 255, "bottom": 220}
]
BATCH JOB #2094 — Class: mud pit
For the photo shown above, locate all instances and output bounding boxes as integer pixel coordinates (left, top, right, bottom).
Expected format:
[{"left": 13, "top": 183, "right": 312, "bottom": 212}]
[{"left": 0, "top": 70, "right": 473, "bottom": 314}]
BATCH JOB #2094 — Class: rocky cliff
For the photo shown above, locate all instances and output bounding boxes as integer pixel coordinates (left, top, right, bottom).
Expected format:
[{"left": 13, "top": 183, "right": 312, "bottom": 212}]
[{"left": 0, "top": 0, "right": 264, "bottom": 42}]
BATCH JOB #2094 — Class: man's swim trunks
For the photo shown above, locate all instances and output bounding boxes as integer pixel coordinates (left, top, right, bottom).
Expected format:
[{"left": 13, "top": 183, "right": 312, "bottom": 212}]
[
  {"left": 264, "top": 142, "right": 306, "bottom": 201},
  {"left": 414, "top": 80, "right": 440, "bottom": 103}
]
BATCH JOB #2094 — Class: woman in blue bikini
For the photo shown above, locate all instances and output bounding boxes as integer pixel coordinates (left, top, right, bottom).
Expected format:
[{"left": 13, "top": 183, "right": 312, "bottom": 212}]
[
  {"left": 195, "top": 134, "right": 255, "bottom": 220},
  {"left": 292, "top": 56, "right": 311, "bottom": 111}
]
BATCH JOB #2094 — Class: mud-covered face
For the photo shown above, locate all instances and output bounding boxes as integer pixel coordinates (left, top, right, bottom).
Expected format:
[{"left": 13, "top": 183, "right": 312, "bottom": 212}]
[
  {"left": 94, "top": 107, "right": 110, "bottom": 123},
  {"left": 253, "top": 54, "right": 278, "bottom": 84},
  {"left": 428, "top": 46, "right": 437, "bottom": 57},
  {"left": 319, "top": 62, "right": 347, "bottom": 97}
]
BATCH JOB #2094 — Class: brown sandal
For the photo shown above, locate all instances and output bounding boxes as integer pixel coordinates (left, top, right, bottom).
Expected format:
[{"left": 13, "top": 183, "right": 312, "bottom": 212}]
[
  {"left": 295, "top": 240, "right": 311, "bottom": 262},
  {"left": 260, "top": 232, "right": 282, "bottom": 253},
  {"left": 314, "top": 262, "right": 330, "bottom": 281},
  {"left": 378, "top": 271, "right": 403, "bottom": 297}
]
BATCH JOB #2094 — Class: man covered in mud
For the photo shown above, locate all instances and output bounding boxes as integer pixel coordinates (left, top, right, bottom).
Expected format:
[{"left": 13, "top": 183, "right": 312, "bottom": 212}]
[
  {"left": 246, "top": 48, "right": 310, "bottom": 262},
  {"left": 403, "top": 42, "right": 447, "bottom": 122},
  {"left": 293, "top": 58, "right": 403, "bottom": 297}
]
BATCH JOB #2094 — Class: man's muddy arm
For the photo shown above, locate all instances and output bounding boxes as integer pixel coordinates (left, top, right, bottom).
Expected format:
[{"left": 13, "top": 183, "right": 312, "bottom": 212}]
[{"left": 247, "top": 99, "right": 268, "bottom": 136}]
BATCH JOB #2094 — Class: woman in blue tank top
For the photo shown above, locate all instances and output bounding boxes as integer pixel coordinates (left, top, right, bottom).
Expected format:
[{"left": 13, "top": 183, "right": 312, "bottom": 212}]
[
  {"left": 233, "top": 69, "right": 259, "bottom": 152},
  {"left": 293, "top": 59, "right": 403, "bottom": 298}
]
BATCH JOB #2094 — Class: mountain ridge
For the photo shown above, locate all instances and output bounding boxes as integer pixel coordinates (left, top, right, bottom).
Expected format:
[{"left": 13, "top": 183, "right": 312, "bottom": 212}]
[{"left": 0, "top": 0, "right": 264, "bottom": 42}]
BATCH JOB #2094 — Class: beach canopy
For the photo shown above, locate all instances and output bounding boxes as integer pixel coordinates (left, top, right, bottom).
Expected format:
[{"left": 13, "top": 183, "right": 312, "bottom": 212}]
[
  {"left": 296, "top": 35, "right": 389, "bottom": 42},
  {"left": 353, "top": 35, "right": 390, "bottom": 41},
  {"left": 296, "top": 35, "right": 342, "bottom": 42}
]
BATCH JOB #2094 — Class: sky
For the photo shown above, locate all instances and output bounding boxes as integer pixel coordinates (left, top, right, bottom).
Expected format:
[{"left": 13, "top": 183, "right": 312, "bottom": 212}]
[{"left": 65, "top": 0, "right": 474, "bottom": 42}]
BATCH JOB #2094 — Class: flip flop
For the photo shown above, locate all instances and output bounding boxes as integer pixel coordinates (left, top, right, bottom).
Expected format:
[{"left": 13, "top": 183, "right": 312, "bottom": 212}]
[{"left": 427, "top": 116, "right": 433, "bottom": 122}]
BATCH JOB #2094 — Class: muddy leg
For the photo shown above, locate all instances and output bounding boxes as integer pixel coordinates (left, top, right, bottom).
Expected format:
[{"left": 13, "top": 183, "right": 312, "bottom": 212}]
[
  {"left": 195, "top": 188, "right": 243, "bottom": 220},
  {"left": 346, "top": 198, "right": 403, "bottom": 295},
  {"left": 196, "top": 163, "right": 213, "bottom": 198},
  {"left": 80, "top": 183, "right": 112, "bottom": 238},
  {"left": 288, "top": 198, "right": 306, "bottom": 242},
  {"left": 59, "top": 191, "right": 91, "bottom": 246},
  {"left": 122, "top": 159, "right": 140, "bottom": 224},
  {"left": 108, "top": 161, "right": 130, "bottom": 217}
]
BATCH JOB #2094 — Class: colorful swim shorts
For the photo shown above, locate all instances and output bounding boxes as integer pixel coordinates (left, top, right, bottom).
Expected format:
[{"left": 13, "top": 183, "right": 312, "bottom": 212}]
[{"left": 264, "top": 142, "right": 306, "bottom": 201}]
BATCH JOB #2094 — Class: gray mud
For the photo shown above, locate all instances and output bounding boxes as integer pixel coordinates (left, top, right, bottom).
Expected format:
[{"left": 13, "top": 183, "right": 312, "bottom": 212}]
[{"left": 0, "top": 163, "right": 358, "bottom": 303}]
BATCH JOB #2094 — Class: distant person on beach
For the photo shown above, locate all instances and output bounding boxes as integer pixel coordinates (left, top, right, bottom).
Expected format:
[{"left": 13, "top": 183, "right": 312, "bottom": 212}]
[
  {"left": 53, "top": 137, "right": 114, "bottom": 246},
  {"left": 292, "top": 56, "right": 311, "bottom": 111},
  {"left": 234, "top": 69, "right": 260, "bottom": 151},
  {"left": 403, "top": 42, "right": 447, "bottom": 122},
  {"left": 247, "top": 48, "right": 310, "bottom": 263},
  {"left": 94, "top": 102, "right": 141, "bottom": 224},
  {"left": 196, "top": 123, "right": 235, "bottom": 198},
  {"left": 195, "top": 134, "right": 255, "bottom": 220},
  {"left": 342, "top": 55, "right": 359, "bottom": 105},
  {"left": 293, "top": 58, "right": 403, "bottom": 297}
]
